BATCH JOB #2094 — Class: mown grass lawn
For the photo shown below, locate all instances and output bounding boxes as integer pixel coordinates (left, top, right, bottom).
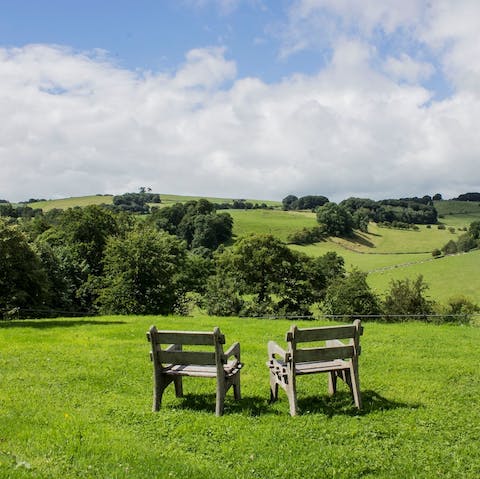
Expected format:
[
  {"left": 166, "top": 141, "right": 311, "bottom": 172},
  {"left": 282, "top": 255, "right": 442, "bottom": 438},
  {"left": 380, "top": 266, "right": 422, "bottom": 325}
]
[{"left": 1, "top": 315, "right": 480, "bottom": 478}]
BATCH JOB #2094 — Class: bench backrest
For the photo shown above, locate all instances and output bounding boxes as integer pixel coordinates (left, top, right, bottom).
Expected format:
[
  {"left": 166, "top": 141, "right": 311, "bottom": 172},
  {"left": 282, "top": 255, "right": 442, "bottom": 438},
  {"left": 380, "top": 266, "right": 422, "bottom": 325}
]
[
  {"left": 286, "top": 320, "right": 363, "bottom": 363},
  {"left": 147, "top": 326, "right": 225, "bottom": 367}
]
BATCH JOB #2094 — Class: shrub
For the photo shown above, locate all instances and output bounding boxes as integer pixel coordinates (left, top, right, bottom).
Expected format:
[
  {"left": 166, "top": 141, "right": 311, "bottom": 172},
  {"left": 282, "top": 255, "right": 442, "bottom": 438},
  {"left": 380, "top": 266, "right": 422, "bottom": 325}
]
[
  {"left": 437, "top": 224, "right": 446, "bottom": 230},
  {"left": 442, "top": 239, "right": 458, "bottom": 255},
  {"left": 287, "top": 226, "right": 326, "bottom": 245},
  {"left": 431, "top": 248, "right": 442, "bottom": 258},
  {"left": 435, "top": 295, "right": 479, "bottom": 324},
  {"left": 382, "top": 275, "right": 434, "bottom": 321},
  {"left": 322, "top": 269, "right": 381, "bottom": 319}
]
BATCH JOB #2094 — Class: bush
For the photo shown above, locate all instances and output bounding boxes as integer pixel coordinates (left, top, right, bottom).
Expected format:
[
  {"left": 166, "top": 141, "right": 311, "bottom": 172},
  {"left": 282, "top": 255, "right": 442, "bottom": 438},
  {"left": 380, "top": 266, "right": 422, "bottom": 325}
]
[
  {"left": 431, "top": 248, "right": 442, "bottom": 258},
  {"left": 322, "top": 269, "right": 381, "bottom": 319},
  {"left": 442, "top": 239, "right": 458, "bottom": 255},
  {"left": 435, "top": 295, "right": 479, "bottom": 324},
  {"left": 203, "top": 274, "right": 244, "bottom": 316},
  {"left": 437, "top": 224, "right": 446, "bottom": 230},
  {"left": 287, "top": 226, "right": 326, "bottom": 245},
  {"left": 382, "top": 275, "right": 434, "bottom": 321}
]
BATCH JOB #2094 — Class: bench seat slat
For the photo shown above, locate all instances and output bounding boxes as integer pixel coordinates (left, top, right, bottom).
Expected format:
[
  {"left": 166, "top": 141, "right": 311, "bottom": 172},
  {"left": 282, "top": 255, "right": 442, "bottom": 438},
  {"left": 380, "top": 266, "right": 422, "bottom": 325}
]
[
  {"left": 295, "top": 360, "right": 349, "bottom": 375},
  {"left": 163, "top": 362, "right": 240, "bottom": 378}
]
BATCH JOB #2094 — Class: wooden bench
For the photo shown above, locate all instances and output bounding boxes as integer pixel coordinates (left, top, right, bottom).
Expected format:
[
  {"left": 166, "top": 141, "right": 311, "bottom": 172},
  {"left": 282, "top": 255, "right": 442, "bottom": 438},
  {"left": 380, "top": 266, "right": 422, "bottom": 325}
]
[
  {"left": 147, "top": 326, "right": 242, "bottom": 416},
  {"left": 267, "top": 320, "right": 363, "bottom": 416}
]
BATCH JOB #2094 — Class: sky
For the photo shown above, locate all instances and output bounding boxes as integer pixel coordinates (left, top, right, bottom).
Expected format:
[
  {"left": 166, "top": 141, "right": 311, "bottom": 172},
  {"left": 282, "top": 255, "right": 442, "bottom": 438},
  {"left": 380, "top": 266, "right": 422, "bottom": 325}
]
[{"left": 1, "top": 0, "right": 479, "bottom": 203}]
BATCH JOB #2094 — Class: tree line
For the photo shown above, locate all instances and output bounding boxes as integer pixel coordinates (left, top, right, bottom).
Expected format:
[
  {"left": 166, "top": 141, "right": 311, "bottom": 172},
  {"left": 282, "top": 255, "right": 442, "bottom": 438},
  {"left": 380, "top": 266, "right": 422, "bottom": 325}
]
[{"left": 1, "top": 194, "right": 478, "bottom": 323}]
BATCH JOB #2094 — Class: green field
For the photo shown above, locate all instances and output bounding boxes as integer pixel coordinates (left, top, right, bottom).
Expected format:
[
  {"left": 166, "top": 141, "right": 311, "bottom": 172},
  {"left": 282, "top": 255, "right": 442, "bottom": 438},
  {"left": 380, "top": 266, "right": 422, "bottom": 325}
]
[
  {"left": 28, "top": 194, "right": 281, "bottom": 212},
  {"left": 2, "top": 315, "right": 480, "bottom": 478},
  {"left": 28, "top": 195, "right": 114, "bottom": 211},
  {"left": 368, "top": 249, "right": 480, "bottom": 304},
  {"left": 230, "top": 209, "right": 317, "bottom": 242}
]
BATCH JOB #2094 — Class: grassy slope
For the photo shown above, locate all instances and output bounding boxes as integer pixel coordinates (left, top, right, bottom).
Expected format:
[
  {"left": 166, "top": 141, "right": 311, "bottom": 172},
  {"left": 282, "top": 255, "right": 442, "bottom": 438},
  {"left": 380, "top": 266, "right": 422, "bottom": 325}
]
[
  {"left": 368, "top": 249, "right": 480, "bottom": 302},
  {"left": 232, "top": 207, "right": 480, "bottom": 303},
  {"left": 29, "top": 194, "right": 281, "bottom": 212},
  {"left": 1, "top": 315, "right": 480, "bottom": 478},
  {"left": 29, "top": 195, "right": 114, "bottom": 211}
]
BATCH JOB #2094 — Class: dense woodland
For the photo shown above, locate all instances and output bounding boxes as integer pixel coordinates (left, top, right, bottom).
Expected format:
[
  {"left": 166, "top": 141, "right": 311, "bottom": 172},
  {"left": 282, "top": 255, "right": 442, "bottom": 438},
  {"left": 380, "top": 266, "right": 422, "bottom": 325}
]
[{"left": 1, "top": 192, "right": 479, "bottom": 321}]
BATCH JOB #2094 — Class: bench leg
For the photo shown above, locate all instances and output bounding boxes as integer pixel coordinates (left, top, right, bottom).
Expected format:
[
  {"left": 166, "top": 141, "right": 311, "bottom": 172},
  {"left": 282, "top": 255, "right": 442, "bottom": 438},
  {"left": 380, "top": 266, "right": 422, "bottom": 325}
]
[
  {"left": 328, "top": 371, "right": 338, "bottom": 396},
  {"left": 269, "top": 371, "right": 279, "bottom": 403},
  {"left": 216, "top": 375, "right": 227, "bottom": 416},
  {"left": 153, "top": 374, "right": 169, "bottom": 412},
  {"left": 233, "top": 374, "right": 241, "bottom": 401},
  {"left": 350, "top": 363, "right": 362, "bottom": 409},
  {"left": 286, "top": 373, "right": 297, "bottom": 416},
  {"left": 174, "top": 377, "right": 183, "bottom": 397}
]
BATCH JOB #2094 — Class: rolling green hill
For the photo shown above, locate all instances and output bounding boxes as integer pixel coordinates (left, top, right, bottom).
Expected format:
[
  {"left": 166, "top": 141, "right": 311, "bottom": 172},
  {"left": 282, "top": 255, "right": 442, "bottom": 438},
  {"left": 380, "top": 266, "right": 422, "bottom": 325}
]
[
  {"left": 24, "top": 195, "right": 480, "bottom": 304},
  {"left": 28, "top": 194, "right": 281, "bottom": 211}
]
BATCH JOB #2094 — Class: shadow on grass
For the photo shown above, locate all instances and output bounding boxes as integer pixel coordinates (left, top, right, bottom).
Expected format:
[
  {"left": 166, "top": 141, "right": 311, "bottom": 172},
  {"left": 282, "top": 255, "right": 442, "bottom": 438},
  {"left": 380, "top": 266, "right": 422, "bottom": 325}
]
[
  {"left": 173, "top": 393, "right": 272, "bottom": 416},
  {"left": 166, "top": 390, "right": 417, "bottom": 417},
  {"left": 0, "top": 319, "right": 126, "bottom": 329},
  {"left": 297, "top": 390, "right": 419, "bottom": 417}
]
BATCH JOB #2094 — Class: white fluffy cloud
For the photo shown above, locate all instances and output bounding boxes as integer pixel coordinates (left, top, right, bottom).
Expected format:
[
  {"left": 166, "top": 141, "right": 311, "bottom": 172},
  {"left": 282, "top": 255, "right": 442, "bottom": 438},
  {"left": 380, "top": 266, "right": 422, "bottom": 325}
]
[{"left": 1, "top": 2, "right": 480, "bottom": 203}]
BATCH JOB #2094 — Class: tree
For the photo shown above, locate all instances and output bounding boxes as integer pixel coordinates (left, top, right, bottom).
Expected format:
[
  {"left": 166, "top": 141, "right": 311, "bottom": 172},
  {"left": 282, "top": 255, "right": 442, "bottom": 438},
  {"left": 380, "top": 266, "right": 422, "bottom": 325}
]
[
  {"left": 469, "top": 221, "right": 480, "bottom": 240},
  {"left": 383, "top": 275, "right": 434, "bottom": 321},
  {"left": 282, "top": 195, "right": 298, "bottom": 210},
  {"left": 442, "top": 239, "right": 458, "bottom": 255},
  {"left": 322, "top": 269, "right": 380, "bottom": 318},
  {"left": 212, "top": 234, "right": 315, "bottom": 315},
  {"left": 98, "top": 226, "right": 188, "bottom": 315},
  {"left": 316, "top": 202, "right": 354, "bottom": 237},
  {"left": 0, "top": 219, "right": 48, "bottom": 313},
  {"left": 456, "top": 233, "right": 477, "bottom": 252}
]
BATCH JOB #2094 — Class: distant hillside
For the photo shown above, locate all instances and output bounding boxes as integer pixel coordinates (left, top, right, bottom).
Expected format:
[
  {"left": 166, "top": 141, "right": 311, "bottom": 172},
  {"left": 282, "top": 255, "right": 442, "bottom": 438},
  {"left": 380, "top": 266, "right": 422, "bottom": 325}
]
[{"left": 28, "top": 193, "right": 281, "bottom": 211}]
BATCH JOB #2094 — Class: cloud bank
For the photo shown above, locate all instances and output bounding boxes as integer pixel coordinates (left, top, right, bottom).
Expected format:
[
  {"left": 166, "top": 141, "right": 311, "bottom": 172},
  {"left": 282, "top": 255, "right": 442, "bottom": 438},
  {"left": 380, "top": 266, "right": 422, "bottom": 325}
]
[{"left": 1, "top": 1, "right": 479, "bottom": 202}]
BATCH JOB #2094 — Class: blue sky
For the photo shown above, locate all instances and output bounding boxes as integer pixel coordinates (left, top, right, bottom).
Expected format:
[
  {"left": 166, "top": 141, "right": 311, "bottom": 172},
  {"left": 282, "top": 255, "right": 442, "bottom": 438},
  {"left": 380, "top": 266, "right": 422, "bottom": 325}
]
[
  {"left": 0, "top": 1, "right": 329, "bottom": 82},
  {"left": 0, "top": 0, "right": 479, "bottom": 202}
]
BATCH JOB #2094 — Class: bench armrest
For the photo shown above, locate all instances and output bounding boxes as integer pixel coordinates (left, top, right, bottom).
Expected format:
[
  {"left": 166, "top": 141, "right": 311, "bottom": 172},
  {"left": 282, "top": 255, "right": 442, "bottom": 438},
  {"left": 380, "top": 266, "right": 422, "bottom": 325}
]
[
  {"left": 224, "top": 342, "right": 242, "bottom": 369},
  {"left": 224, "top": 341, "right": 240, "bottom": 358},
  {"left": 267, "top": 341, "right": 289, "bottom": 362}
]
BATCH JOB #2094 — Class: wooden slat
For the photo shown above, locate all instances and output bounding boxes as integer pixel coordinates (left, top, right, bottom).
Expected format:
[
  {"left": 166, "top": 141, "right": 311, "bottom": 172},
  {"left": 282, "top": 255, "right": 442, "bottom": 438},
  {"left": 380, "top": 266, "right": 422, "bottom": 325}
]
[
  {"left": 164, "top": 365, "right": 217, "bottom": 377},
  {"left": 294, "top": 325, "right": 356, "bottom": 342},
  {"left": 160, "top": 350, "right": 216, "bottom": 365},
  {"left": 295, "top": 360, "right": 348, "bottom": 375},
  {"left": 295, "top": 345, "right": 354, "bottom": 363},
  {"left": 154, "top": 330, "right": 222, "bottom": 345}
]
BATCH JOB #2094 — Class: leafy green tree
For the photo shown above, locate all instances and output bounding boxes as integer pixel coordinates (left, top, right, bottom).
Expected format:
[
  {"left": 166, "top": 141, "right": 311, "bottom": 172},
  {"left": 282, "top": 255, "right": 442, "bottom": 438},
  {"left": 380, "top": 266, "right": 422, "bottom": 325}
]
[
  {"left": 203, "top": 271, "right": 244, "bottom": 316},
  {"left": 322, "top": 269, "right": 380, "bottom": 318},
  {"left": 456, "top": 233, "right": 477, "bottom": 252},
  {"left": 442, "top": 239, "right": 458, "bottom": 255},
  {"left": 220, "top": 234, "right": 297, "bottom": 303},
  {"left": 36, "top": 205, "right": 122, "bottom": 311},
  {"left": 287, "top": 225, "right": 326, "bottom": 245},
  {"left": 469, "top": 221, "right": 480, "bottom": 240},
  {"left": 0, "top": 219, "right": 48, "bottom": 312},
  {"left": 316, "top": 202, "right": 354, "bottom": 237},
  {"left": 99, "top": 226, "right": 188, "bottom": 315},
  {"left": 209, "top": 234, "right": 317, "bottom": 316},
  {"left": 190, "top": 213, "right": 233, "bottom": 250},
  {"left": 438, "top": 295, "right": 479, "bottom": 324},
  {"left": 383, "top": 275, "right": 434, "bottom": 321},
  {"left": 282, "top": 195, "right": 298, "bottom": 210}
]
